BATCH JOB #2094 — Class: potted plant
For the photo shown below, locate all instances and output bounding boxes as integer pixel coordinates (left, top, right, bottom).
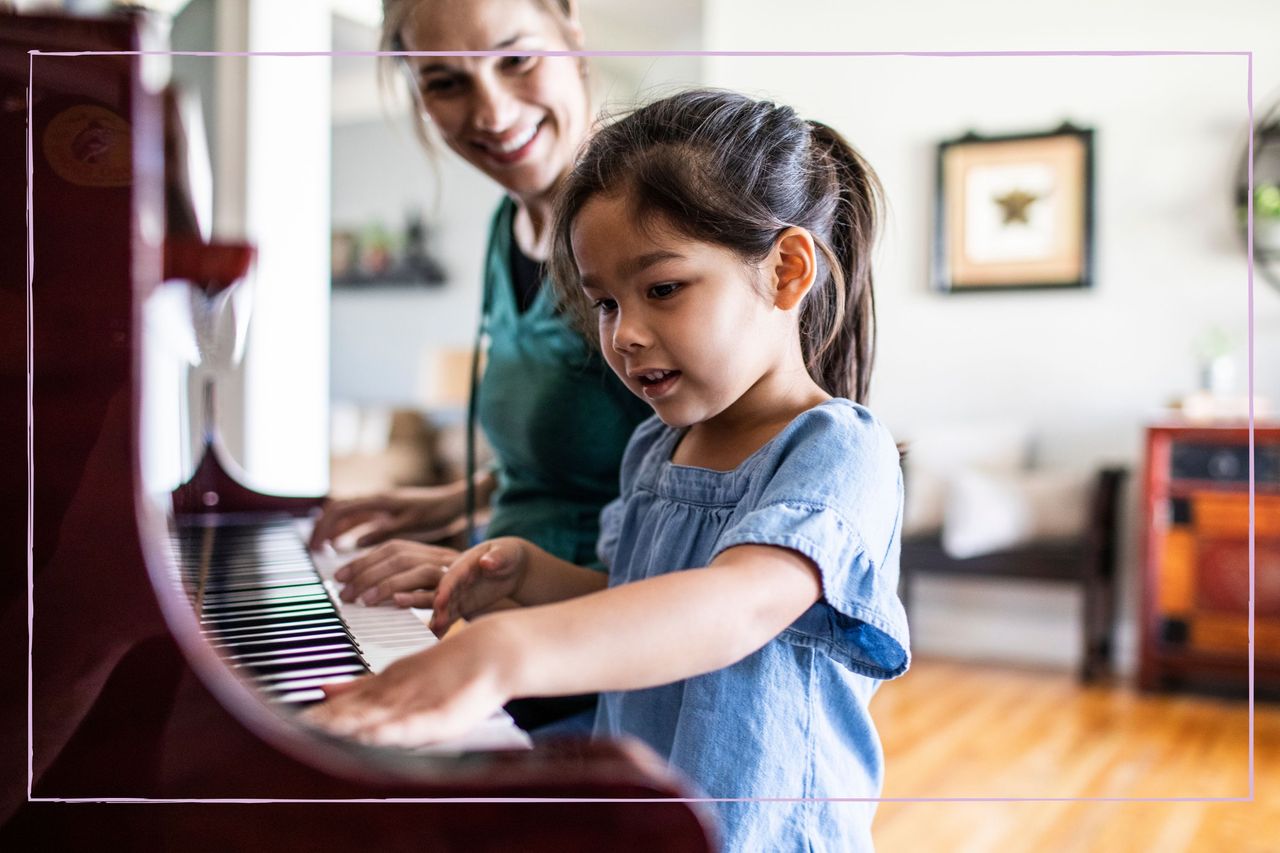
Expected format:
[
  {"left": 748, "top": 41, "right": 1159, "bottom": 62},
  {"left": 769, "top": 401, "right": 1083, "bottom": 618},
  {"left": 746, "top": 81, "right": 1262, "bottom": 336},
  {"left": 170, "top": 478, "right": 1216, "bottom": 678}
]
[{"left": 1257, "top": 182, "right": 1280, "bottom": 249}]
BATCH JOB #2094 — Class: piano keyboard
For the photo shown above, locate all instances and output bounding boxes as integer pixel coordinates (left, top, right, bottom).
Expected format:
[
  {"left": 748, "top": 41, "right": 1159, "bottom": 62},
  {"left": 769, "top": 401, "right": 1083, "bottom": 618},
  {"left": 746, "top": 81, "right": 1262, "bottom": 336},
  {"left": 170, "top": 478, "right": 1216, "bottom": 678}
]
[
  {"left": 168, "top": 512, "right": 529, "bottom": 742},
  {"left": 167, "top": 517, "right": 427, "bottom": 706},
  {"left": 165, "top": 518, "right": 531, "bottom": 751}
]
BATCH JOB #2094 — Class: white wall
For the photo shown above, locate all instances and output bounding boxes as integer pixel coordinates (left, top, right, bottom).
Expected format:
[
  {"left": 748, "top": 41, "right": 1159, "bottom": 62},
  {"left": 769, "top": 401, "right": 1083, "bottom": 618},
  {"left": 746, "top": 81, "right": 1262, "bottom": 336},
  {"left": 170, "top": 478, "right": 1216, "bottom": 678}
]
[
  {"left": 701, "top": 0, "right": 1280, "bottom": 672},
  {"left": 329, "top": 109, "right": 502, "bottom": 404},
  {"left": 324, "top": 0, "right": 1278, "bottom": 673}
]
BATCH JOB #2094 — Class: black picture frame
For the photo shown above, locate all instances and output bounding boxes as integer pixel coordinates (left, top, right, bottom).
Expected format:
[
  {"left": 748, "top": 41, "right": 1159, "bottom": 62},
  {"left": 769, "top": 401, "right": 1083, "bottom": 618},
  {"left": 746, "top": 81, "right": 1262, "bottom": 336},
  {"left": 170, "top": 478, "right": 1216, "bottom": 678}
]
[{"left": 933, "top": 125, "right": 1095, "bottom": 293}]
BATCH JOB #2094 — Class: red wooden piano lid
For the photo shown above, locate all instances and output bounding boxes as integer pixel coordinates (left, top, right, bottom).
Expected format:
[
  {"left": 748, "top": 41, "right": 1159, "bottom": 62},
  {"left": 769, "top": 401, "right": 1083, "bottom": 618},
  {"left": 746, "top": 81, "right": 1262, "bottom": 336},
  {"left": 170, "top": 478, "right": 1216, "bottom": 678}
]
[{"left": 163, "top": 235, "right": 255, "bottom": 294}]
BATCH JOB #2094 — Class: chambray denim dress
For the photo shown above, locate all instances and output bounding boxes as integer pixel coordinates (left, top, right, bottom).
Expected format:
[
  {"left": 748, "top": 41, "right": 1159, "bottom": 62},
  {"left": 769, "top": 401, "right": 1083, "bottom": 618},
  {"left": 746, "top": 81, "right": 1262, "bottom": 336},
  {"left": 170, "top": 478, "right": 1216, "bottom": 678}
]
[{"left": 594, "top": 400, "right": 910, "bottom": 853}]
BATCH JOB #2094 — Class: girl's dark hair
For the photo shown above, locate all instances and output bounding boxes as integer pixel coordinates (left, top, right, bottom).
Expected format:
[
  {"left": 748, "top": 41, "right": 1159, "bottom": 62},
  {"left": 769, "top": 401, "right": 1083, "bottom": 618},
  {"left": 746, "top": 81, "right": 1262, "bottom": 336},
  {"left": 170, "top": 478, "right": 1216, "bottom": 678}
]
[{"left": 550, "top": 88, "right": 883, "bottom": 403}]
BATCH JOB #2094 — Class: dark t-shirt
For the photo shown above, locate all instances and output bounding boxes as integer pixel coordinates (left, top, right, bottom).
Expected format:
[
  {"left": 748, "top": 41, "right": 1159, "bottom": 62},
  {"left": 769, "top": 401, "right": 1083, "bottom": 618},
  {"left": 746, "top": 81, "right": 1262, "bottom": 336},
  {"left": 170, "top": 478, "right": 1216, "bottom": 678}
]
[{"left": 508, "top": 232, "right": 543, "bottom": 315}]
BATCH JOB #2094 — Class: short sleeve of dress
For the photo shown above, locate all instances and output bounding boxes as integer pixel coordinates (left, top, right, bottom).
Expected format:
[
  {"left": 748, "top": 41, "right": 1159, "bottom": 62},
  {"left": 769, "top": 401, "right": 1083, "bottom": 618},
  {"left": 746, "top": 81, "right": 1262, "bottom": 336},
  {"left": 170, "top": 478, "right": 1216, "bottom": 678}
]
[{"left": 712, "top": 402, "right": 909, "bottom": 680}]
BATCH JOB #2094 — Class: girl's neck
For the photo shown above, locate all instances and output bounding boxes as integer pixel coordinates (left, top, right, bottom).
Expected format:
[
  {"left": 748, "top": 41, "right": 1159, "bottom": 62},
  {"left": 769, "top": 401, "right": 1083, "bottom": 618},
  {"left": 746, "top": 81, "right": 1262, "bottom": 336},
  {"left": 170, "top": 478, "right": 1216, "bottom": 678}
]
[{"left": 672, "top": 367, "right": 831, "bottom": 471}]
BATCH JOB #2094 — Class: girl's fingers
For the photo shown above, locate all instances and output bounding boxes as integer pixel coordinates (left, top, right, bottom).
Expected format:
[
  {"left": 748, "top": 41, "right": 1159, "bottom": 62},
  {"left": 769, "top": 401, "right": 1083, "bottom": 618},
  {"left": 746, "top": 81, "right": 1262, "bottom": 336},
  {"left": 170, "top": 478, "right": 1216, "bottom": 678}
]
[
  {"left": 430, "top": 568, "right": 467, "bottom": 633},
  {"left": 303, "top": 683, "right": 393, "bottom": 737},
  {"left": 430, "top": 542, "right": 513, "bottom": 632},
  {"left": 428, "top": 604, "right": 454, "bottom": 635},
  {"left": 303, "top": 637, "right": 502, "bottom": 748},
  {"left": 365, "top": 710, "right": 470, "bottom": 748},
  {"left": 319, "top": 675, "right": 363, "bottom": 698}
]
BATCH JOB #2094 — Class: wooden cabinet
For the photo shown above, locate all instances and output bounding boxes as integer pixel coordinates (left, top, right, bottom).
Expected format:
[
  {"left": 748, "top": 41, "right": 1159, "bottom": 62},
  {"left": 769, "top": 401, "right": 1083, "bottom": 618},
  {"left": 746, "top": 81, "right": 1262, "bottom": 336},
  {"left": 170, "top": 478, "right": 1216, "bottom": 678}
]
[{"left": 1139, "top": 421, "right": 1280, "bottom": 691}]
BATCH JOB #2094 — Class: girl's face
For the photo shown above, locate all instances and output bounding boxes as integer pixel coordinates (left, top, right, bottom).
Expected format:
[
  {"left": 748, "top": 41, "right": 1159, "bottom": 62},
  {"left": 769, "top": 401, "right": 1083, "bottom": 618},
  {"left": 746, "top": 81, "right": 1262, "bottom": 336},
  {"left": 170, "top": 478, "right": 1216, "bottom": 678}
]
[
  {"left": 400, "top": 0, "right": 589, "bottom": 205},
  {"left": 572, "top": 194, "right": 802, "bottom": 431}
]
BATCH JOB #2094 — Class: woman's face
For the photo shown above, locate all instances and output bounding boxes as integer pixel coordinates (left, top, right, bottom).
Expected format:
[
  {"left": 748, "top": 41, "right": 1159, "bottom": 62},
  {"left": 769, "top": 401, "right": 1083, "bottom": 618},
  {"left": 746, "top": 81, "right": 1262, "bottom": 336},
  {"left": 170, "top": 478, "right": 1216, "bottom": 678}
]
[{"left": 400, "top": 0, "right": 589, "bottom": 205}]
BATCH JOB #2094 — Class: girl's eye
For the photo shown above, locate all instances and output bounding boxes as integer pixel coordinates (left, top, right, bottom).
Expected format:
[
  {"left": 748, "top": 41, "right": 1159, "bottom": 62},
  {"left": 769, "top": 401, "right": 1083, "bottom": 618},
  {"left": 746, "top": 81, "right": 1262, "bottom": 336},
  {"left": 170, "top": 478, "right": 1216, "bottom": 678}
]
[
  {"left": 648, "top": 282, "right": 681, "bottom": 299},
  {"left": 591, "top": 298, "right": 618, "bottom": 314}
]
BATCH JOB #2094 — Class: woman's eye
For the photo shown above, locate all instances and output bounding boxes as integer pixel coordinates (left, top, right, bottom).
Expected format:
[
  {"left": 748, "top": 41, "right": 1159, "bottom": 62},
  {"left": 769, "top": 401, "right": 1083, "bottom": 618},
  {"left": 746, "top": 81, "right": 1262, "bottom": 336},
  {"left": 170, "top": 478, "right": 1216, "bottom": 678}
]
[
  {"left": 501, "top": 55, "right": 536, "bottom": 72},
  {"left": 591, "top": 298, "right": 618, "bottom": 314},
  {"left": 420, "top": 76, "right": 462, "bottom": 96},
  {"left": 648, "top": 282, "right": 680, "bottom": 299}
]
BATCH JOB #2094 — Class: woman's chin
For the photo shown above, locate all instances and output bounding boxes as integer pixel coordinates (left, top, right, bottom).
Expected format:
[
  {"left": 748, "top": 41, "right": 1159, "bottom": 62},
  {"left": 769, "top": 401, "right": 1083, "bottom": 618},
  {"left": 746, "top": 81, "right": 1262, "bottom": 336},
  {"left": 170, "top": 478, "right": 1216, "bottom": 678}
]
[{"left": 477, "top": 148, "right": 565, "bottom": 202}]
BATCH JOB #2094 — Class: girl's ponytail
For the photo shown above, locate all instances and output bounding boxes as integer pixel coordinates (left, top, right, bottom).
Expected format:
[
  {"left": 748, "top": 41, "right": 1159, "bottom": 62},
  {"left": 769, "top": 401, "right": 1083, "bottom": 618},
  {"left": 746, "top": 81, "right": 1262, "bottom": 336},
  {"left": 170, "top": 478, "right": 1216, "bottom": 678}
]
[{"left": 805, "top": 121, "right": 883, "bottom": 404}]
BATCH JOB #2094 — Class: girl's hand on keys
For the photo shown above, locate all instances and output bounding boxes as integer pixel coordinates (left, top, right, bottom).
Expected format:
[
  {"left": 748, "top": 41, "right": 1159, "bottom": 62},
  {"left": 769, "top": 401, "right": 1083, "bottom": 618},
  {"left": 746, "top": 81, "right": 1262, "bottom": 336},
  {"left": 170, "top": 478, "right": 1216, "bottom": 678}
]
[
  {"left": 430, "top": 538, "right": 530, "bottom": 634},
  {"left": 302, "top": 619, "right": 517, "bottom": 747}
]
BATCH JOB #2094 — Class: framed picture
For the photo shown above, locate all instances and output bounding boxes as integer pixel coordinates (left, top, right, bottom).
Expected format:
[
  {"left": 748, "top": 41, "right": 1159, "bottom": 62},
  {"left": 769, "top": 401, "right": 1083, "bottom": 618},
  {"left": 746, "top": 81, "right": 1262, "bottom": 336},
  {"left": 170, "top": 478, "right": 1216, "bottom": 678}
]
[{"left": 934, "top": 125, "right": 1094, "bottom": 293}]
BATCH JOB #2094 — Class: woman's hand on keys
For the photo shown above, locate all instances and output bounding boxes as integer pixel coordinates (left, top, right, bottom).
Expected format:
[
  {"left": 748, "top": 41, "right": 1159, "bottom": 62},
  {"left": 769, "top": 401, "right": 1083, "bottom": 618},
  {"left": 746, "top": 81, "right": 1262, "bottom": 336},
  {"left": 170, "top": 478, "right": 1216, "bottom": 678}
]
[
  {"left": 333, "top": 540, "right": 461, "bottom": 608},
  {"left": 308, "top": 484, "right": 466, "bottom": 552}
]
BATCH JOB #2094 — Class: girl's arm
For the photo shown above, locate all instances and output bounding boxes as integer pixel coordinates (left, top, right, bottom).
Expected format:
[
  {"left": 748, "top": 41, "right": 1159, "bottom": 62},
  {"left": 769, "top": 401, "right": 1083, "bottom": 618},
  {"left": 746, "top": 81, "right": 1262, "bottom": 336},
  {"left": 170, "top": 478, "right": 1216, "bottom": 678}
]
[
  {"left": 501, "top": 544, "right": 821, "bottom": 695},
  {"left": 303, "top": 544, "right": 820, "bottom": 746}
]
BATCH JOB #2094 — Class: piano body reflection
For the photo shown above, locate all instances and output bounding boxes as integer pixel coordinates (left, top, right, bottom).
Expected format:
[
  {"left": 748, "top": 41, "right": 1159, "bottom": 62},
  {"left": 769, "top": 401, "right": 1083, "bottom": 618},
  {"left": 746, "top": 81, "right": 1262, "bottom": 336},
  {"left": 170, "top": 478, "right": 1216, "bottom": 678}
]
[{"left": 1, "top": 11, "right": 713, "bottom": 851}]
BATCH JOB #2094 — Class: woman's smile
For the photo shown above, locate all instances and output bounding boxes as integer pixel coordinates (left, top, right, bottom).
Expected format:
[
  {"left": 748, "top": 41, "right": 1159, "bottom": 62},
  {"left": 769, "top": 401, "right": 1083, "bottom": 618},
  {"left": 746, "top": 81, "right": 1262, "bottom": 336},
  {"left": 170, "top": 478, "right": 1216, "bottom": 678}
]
[{"left": 472, "top": 118, "right": 545, "bottom": 166}]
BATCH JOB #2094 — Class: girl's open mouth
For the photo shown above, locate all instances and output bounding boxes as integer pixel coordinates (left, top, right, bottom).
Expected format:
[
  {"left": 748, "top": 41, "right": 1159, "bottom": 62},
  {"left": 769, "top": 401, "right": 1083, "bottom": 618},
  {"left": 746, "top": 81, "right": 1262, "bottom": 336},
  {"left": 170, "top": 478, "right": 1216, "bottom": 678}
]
[{"left": 636, "top": 369, "right": 681, "bottom": 399}]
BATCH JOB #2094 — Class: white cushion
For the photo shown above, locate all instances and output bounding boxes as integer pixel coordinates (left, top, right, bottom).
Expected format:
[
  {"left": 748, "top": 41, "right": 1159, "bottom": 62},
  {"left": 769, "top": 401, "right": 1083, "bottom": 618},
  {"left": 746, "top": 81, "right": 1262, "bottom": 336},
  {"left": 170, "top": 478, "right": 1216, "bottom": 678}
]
[
  {"left": 901, "top": 421, "right": 1031, "bottom": 536},
  {"left": 940, "top": 467, "right": 1093, "bottom": 560}
]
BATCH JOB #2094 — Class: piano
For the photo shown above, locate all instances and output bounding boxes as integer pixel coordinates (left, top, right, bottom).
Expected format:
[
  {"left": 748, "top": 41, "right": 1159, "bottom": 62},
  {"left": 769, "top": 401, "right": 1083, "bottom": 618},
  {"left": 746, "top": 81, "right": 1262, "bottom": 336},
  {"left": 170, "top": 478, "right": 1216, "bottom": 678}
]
[{"left": 1, "top": 10, "right": 714, "bottom": 851}]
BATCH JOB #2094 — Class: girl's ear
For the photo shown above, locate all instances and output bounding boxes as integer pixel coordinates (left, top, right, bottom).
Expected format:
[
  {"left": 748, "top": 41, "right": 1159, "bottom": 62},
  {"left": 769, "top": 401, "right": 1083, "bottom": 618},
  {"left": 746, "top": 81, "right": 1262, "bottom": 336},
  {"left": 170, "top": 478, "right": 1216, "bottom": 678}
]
[{"left": 771, "top": 227, "right": 817, "bottom": 311}]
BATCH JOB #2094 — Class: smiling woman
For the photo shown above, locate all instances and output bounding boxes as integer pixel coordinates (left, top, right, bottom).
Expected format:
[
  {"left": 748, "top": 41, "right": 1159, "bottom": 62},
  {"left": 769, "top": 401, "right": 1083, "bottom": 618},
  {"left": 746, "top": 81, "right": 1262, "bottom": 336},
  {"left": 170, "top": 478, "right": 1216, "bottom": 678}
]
[
  {"left": 309, "top": 0, "right": 652, "bottom": 734},
  {"left": 388, "top": 0, "right": 590, "bottom": 231}
]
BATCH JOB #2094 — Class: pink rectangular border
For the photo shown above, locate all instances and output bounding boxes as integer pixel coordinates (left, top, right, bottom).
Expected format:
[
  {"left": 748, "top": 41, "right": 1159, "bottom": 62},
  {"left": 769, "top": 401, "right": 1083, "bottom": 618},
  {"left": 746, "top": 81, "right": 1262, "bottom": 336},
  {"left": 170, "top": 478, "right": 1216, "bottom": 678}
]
[{"left": 26, "top": 47, "right": 1258, "bottom": 806}]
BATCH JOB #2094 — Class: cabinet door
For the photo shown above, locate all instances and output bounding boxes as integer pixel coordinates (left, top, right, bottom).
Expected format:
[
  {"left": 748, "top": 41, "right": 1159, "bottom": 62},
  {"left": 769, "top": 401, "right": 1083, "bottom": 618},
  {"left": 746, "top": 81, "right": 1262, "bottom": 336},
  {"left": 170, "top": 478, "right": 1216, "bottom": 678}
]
[{"left": 1159, "top": 493, "right": 1280, "bottom": 660}]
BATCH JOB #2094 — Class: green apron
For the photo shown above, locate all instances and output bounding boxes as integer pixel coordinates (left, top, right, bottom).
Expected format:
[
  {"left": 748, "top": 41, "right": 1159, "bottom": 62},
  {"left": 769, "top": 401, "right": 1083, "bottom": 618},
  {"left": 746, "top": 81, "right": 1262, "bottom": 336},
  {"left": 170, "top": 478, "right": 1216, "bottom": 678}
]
[{"left": 473, "top": 199, "right": 651, "bottom": 569}]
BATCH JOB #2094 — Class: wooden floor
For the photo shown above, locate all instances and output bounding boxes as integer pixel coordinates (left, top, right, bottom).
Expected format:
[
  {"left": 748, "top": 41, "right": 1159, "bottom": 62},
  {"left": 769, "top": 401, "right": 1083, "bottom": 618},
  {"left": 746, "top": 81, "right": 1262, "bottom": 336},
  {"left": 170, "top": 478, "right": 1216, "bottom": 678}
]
[{"left": 870, "top": 658, "right": 1280, "bottom": 852}]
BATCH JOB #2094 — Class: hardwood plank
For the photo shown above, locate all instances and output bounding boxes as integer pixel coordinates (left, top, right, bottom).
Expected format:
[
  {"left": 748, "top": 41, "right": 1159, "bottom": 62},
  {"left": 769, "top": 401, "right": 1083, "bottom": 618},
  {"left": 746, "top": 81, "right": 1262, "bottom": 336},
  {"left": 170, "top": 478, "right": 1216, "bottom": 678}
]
[{"left": 871, "top": 658, "right": 1278, "bottom": 851}]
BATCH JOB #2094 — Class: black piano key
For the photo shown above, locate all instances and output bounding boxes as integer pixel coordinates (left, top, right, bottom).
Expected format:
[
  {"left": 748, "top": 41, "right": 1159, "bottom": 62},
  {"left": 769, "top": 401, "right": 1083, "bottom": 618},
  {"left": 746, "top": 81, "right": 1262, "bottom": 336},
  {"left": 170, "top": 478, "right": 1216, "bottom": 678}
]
[
  {"left": 217, "top": 630, "right": 354, "bottom": 654},
  {"left": 209, "top": 617, "right": 345, "bottom": 640},
  {"left": 200, "top": 584, "right": 329, "bottom": 607},
  {"left": 209, "top": 628, "right": 350, "bottom": 651},
  {"left": 200, "top": 602, "right": 335, "bottom": 626},
  {"left": 201, "top": 592, "right": 332, "bottom": 615},
  {"left": 235, "top": 650, "right": 365, "bottom": 675},
  {"left": 224, "top": 642, "right": 358, "bottom": 663},
  {"left": 256, "top": 664, "right": 367, "bottom": 685}
]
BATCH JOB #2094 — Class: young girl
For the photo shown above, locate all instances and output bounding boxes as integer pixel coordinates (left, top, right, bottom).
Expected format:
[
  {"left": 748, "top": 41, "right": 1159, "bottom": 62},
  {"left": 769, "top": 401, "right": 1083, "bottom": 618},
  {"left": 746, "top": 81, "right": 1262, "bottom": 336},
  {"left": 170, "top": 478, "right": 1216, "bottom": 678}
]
[{"left": 307, "top": 89, "right": 909, "bottom": 852}]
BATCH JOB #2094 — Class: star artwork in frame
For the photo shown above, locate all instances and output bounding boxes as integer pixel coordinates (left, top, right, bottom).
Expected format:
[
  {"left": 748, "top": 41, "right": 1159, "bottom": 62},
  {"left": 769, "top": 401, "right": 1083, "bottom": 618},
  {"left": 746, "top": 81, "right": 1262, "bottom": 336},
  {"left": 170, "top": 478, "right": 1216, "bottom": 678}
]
[{"left": 933, "top": 126, "right": 1094, "bottom": 292}]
